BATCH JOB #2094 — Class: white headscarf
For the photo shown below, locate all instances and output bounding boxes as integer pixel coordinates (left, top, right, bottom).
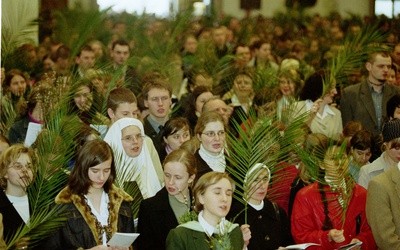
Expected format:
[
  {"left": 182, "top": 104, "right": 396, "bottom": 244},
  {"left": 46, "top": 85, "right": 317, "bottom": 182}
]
[{"left": 104, "top": 118, "right": 162, "bottom": 198}]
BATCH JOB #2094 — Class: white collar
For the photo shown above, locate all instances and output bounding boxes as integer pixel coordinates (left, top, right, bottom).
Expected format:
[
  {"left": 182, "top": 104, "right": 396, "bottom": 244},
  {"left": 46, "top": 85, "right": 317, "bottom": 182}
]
[
  {"left": 198, "top": 211, "right": 217, "bottom": 237},
  {"left": 248, "top": 200, "right": 264, "bottom": 211}
]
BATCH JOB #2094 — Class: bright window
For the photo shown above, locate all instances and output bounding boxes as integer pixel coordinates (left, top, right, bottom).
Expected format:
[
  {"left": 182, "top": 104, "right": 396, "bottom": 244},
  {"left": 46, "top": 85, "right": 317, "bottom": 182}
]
[
  {"left": 375, "top": 0, "right": 400, "bottom": 18},
  {"left": 97, "top": 0, "right": 170, "bottom": 16}
]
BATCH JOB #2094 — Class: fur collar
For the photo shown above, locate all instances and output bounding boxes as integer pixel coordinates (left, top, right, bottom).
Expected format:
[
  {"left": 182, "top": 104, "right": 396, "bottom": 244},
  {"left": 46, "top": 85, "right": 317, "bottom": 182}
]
[{"left": 55, "top": 184, "right": 133, "bottom": 245}]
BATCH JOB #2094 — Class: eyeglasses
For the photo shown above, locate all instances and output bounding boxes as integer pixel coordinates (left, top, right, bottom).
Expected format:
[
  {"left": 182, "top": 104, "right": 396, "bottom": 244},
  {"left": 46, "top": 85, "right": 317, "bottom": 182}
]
[
  {"left": 9, "top": 163, "right": 33, "bottom": 171},
  {"left": 121, "top": 134, "right": 145, "bottom": 143},
  {"left": 202, "top": 130, "right": 225, "bottom": 138}
]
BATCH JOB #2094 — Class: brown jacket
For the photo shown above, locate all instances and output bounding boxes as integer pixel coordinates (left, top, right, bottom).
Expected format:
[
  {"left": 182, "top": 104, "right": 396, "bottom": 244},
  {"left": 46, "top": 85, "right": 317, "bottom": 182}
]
[{"left": 366, "top": 165, "right": 400, "bottom": 249}]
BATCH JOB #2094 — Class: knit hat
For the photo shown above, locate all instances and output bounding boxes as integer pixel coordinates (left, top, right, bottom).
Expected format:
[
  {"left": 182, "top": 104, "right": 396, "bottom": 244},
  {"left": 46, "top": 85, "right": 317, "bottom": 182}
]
[{"left": 382, "top": 119, "right": 400, "bottom": 142}]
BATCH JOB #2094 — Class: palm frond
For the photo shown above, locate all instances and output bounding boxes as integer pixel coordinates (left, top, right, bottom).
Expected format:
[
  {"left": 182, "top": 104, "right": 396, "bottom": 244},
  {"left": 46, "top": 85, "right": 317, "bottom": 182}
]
[
  {"left": 5, "top": 84, "right": 81, "bottom": 248},
  {"left": 323, "top": 25, "right": 389, "bottom": 94},
  {"left": 1, "top": 0, "right": 38, "bottom": 66}
]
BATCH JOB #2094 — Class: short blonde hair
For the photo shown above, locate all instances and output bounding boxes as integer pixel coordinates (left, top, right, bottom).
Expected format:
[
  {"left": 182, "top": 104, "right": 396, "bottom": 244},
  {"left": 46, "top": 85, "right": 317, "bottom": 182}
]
[
  {"left": 193, "top": 172, "right": 235, "bottom": 212},
  {"left": 0, "top": 144, "right": 37, "bottom": 188}
]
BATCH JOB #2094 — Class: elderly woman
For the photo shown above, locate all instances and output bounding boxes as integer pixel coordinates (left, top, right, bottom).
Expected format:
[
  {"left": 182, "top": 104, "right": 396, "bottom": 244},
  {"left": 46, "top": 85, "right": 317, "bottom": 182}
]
[{"left": 104, "top": 117, "right": 163, "bottom": 199}]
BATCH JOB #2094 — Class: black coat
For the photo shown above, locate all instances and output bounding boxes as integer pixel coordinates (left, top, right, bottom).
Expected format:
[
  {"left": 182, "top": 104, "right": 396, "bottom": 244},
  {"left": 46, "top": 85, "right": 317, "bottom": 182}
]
[
  {"left": 193, "top": 150, "right": 213, "bottom": 184},
  {"left": 0, "top": 190, "right": 29, "bottom": 242},
  {"left": 143, "top": 115, "right": 164, "bottom": 158},
  {"left": 136, "top": 187, "right": 191, "bottom": 250},
  {"left": 227, "top": 199, "right": 294, "bottom": 250}
]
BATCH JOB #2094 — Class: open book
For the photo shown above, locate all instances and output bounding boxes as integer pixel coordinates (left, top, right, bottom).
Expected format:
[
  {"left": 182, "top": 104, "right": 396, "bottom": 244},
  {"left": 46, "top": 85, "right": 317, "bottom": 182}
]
[
  {"left": 107, "top": 232, "right": 139, "bottom": 247},
  {"left": 24, "top": 122, "right": 42, "bottom": 147},
  {"left": 285, "top": 243, "right": 321, "bottom": 249},
  {"left": 337, "top": 241, "right": 362, "bottom": 250}
]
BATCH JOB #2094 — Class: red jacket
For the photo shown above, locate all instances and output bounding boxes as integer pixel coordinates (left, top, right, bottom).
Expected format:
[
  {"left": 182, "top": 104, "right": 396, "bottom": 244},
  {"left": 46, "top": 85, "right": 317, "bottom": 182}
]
[{"left": 291, "top": 182, "right": 376, "bottom": 250}]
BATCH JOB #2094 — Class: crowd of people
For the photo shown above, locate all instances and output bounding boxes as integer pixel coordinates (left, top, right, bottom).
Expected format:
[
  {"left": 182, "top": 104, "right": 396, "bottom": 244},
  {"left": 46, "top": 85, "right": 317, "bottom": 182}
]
[{"left": 2, "top": 6, "right": 400, "bottom": 250}]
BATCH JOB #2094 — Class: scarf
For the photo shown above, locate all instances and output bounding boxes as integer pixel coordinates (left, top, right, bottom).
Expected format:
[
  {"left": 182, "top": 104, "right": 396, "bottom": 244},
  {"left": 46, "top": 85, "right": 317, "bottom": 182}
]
[{"left": 199, "top": 144, "right": 226, "bottom": 172}]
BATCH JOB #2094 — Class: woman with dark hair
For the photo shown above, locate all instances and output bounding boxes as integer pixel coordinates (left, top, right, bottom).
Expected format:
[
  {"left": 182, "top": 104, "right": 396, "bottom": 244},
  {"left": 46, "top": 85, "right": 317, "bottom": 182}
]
[
  {"left": 45, "top": 139, "right": 134, "bottom": 249},
  {"left": 291, "top": 145, "right": 376, "bottom": 249},
  {"left": 68, "top": 80, "right": 107, "bottom": 126},
  {"left": 182, "top": 85, "right": 213, "bottom": 130},
  {"left": 137, "top": 148, "right": 196, "bottom": 249},
  {"left": 295, "top": 70, "right": 342, "bottom": 140},
  {"left": 348, "top": 129, "right": 372, "bottom": 181},
  {"left": 8, "top": 86, "right": 45, "bottom": 144},
  {"left": 166, "top": 172, "right": 245, "bottom": 250},
  {"left": 3, "top": 69, "right": 30, "bottom": 110},
  {"left": 386, "top": 93, "right": 400, "bottom": 120},
  {"left": 159, "top": 117, "right": 191, "bottom": 162}
]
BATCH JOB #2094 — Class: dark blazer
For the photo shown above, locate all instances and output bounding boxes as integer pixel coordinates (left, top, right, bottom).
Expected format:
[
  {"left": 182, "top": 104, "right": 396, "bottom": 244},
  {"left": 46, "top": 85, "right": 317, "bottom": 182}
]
[
  {"left": 0, "top": 190, "right": 28, "bottom": 242},
  {"left": 227, "top": 198, "right": 293, "bottom": 250},
  {"left": 136, "top": 187, "right": 188, "bottom": 250},
  {"left": 143, "top": 115, "right": 164, "bottom": 157},
  {"left": 341, "top": 79, "right": 400, "bottom": 136},
  {"left": 193, "top": 150, "right": 213, "bottom": 184}
]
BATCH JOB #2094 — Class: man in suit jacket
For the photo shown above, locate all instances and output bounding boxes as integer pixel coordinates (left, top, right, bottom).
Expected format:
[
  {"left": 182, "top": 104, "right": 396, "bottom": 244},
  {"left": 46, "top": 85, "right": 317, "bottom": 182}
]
[
  {"left": 341, "top": 51, "right": 399, "bottom": 158},
  {"left": 142, "top": 79, "right": 172, "bottom": 157},
  {"left": 366, "top": 164, "right": 400, "bottom": 249},
  {"left": 341, "top": 51, "right": 398, "bottom": 136}
]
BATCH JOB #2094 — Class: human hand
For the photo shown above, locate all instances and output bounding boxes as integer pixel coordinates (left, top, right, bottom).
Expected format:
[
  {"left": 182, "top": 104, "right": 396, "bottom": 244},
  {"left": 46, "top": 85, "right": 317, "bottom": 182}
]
[
  {"left": 310, "top": 99, "right": 323, "bottom": 113},
  {"left": 240, "top": 224, "right": 251, "bottom": 246},
  {"left": 349, "top": 238, "right": 362, "bottom": 250},
  {"left": 15, "top": 237, "right": 30, "bottom": 250},
  {"left": 328, "top": 229, "right": 345, "bottom": 243}
]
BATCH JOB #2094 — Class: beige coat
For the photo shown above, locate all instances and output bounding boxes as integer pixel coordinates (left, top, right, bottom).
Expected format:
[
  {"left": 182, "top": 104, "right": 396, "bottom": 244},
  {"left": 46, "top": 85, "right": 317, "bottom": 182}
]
[
  {"left": 0, "top": 214, "right": 6, "bottom": 249},
  {"left": 366, "top": 165, "right": 400, "bottom": 249}
]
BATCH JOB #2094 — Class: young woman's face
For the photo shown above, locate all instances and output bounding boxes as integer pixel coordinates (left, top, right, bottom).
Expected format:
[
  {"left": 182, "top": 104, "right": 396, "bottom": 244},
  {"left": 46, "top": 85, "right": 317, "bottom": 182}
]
[
  {"left": 164, "top": 161, "right": 194, "bottom": 196},
  {"left": 199, "top": 178, "right": 233, "bottom": 225},
  {"left": 198, "top": 121, "right": 225, "bottom": 155},
  {"left": 164, "top": 127, "right": 190, "bottom": 151},
  {"left": 195, "top": 92, "right": 213, "bottom": 114},
  {"left": 5, "top": 153, "right": 34, "bottom": 190},
  {"left": 88, "top": 157, "right": 112, "bottom": 191},
  {"left": 121, "top": 125, "right": 144, "bottom": 158},
  {"left": 387, "top": 69, "right": 397, "bottom": 85},
  {"left": 9, "top": 74, "right": 27, "bottom": 96},
  {"left": 322, "top": 87, "right": 337, "bottom": 105},
  {"left": 233, "top": 75, "right": 253, "bottom": 99},
  {"left": 350, "top": 148, "right": 371, "bottom": 166},
  {"left": 386, "top": 140, "right": 400, "bottom": 163},
  {"left": 74, "top": 85, "right": 93, "bottom": 111},
  {"left": 279, "top": 77, "right": 295, "bottom": 97},
  {"left": 248, "top": 169, "right": 269, "bottom": 205}
]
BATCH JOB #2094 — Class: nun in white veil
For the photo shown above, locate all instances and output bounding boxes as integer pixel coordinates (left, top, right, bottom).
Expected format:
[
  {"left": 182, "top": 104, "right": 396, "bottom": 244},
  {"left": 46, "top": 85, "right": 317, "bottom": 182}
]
[{"left": 104, "top": 117, "right": 164, "bottom": 199}]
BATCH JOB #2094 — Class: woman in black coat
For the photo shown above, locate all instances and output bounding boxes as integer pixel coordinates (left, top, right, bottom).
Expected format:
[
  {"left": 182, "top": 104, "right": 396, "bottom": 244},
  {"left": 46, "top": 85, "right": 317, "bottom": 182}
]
[
  {"left": 136, "top": 148, "right": 196, "bottom": 250},
  {"left": 227, "top": 163, "right": 293, "bottom": 250}
]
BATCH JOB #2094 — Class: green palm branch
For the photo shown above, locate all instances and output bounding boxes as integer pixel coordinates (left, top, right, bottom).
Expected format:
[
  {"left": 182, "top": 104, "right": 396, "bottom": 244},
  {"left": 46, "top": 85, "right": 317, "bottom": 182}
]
[
  {"left": 52, "top": 7, "right": 110, "bottom": 57},
  {"left": 226, "top": 104, "right": 309, "bottom": 223},
  {"left": 112, "top": 149, "right": 144, "bottom": 218},
  {"left": 323, "top": 24, "right": 389, "bottom": 95},
  {"left": 5, "top": 81, "right": 81, "bottom": 248},
  {"left": 1, "top": 0, "right": 38, "bottom": 67}
]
